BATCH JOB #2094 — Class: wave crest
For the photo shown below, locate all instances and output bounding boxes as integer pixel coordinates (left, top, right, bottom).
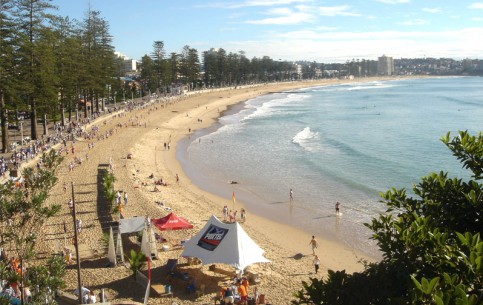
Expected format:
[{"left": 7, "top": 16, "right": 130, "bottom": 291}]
[{"left": 292, "top": 127, "right": 319, "bottom": 150}]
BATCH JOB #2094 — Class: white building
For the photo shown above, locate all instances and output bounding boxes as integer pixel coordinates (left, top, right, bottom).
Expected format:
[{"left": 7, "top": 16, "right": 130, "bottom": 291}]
[{"left": 114, "top": 51, "right": 138, "bottom": 73}]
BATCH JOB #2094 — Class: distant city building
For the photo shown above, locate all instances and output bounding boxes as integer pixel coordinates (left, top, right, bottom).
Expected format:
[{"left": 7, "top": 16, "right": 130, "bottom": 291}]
[
  {"left": 114, "top": 51, "right": 138, "bottom": 73},
  {"left": 377, "top": 55, "right": 394, "bottom": 76},
  {"left": 123, "top": 59, "right": 137, "bottom": 72},
  {"left": 295, "top": 64, "right": 302, "bottom": 79}
]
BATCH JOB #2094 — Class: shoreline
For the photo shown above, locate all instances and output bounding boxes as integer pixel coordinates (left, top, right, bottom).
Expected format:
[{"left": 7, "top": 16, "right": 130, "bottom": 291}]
[
  {"left": 38, "top": 78, "right": 414, "bottom": 304},
  {"left": 129, "top": 80, "right": 378, "bottom": 302},
  {"left": 175, "top": 98, "right": 381, "bottom": 259}
]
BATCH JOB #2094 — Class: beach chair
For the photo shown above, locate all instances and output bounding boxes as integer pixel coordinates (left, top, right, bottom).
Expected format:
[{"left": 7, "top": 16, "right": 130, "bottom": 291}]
[{"left": 166, "top": 258, "right": 178, "bottom": 274}]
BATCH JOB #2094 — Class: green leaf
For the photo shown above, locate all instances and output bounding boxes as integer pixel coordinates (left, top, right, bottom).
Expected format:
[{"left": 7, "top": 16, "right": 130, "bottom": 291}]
[{"left": 434, "top": 295, "right": 444, "bottom": 305}]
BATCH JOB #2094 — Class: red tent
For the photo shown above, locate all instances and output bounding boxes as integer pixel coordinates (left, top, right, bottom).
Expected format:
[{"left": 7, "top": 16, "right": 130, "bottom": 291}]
[{"left": 151, "top": 212, "right": 193, "bottom": 231}]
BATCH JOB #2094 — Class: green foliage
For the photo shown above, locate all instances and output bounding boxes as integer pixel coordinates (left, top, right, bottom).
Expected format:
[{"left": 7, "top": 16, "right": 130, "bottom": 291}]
[
  {"left": 1, "top": 0, "right": 116, "bottom": 145},
  {"left": 126, "top": 249, "right": 147, "bottom": 277},
  {"left": 442, "top": 131, "right": 483, "bottom": 180},
  {"left": 0, "top": 149, "right": 65, "bottom": 303},
  {"left": 102, "top": 170, "right": 117, "bottom": 212},
  {"left": 0, "top": 149, "right": 63, "bottom": 259},
  {"left": 292, "top": 131, "right": 483, "bottom": 305},
  {"left": 27, "top": 254, "right": 66, "bottom": 304}
]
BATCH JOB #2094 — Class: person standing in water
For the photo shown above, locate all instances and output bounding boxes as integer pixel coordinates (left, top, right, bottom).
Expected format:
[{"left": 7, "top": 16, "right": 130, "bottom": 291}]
[
  {"left": 290, "top": 188, "right": 294, "bottom": 204},
  {"left": 335, "top": 202, "right": 341, "bottom": 215}
]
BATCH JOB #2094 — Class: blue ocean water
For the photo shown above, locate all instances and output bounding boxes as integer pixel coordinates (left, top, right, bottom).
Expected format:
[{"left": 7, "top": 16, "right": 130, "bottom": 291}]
[{"left": 178, "top": 77, "right": 483, "bottom": 258}]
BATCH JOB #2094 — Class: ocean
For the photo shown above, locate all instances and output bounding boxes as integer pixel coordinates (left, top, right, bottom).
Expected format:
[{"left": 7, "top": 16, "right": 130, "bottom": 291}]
[{"left": 177, "top": 76, "right": 483, "bottom": 258}]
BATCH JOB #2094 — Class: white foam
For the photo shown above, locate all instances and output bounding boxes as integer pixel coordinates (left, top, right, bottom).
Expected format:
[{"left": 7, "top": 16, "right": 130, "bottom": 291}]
[
  {"left": 292, "top": 127, "right": 322, "bottom": 152},
  {"left": 293, "top": 127, "right": 318, "bottom": 143},
  {"left": 241, "top": 93, "right": 309, "bottom": 121},
  {"left": 311, "top": 81, "right": 398, "bottom": 92}
]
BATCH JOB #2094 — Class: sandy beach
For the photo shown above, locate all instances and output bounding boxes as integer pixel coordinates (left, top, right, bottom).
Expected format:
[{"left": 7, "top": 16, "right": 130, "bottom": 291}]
[{"left": 37, "top": 79, "right": 381, "bottom": 304}]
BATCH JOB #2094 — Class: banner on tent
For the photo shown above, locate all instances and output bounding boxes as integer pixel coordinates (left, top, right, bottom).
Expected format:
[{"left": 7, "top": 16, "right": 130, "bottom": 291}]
[{"left": 197, "top": 224, "right": 229, "bottom": 251}]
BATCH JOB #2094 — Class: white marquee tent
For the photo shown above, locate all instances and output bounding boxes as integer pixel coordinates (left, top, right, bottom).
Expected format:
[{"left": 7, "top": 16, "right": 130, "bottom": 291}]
[{"left": 181, "top": 215, "right": 270, "bottom": 270}]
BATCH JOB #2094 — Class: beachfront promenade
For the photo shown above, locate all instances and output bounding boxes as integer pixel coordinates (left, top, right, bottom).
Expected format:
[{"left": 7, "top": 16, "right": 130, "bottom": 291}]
[{"left": 6, "top": 81, "right": 373, "bottom": 304}]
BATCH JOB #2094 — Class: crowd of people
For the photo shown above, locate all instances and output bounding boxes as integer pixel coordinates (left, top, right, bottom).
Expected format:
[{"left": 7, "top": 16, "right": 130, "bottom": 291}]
[
  {"left": 219, "top": 277, "right": 258, "bottom": 305},
  {"left": 223, "top": 206, "right": 247, "bottom": 223}
]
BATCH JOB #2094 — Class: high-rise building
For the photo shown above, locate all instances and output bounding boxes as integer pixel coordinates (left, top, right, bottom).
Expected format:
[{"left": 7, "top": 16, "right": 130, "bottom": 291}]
[{"left": 378, "top": 55, "right": 394, "bottom": 76}]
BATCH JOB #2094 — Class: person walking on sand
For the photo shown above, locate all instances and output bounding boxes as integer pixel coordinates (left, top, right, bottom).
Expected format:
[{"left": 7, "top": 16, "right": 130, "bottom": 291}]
[
  {"left": 76, "top": 218, "right": 82, "bottom": 233},
  {"left": 290, "top": 188, "right": 294, "bottom": 204},
  {"left": 309, "top": 235, "right": 318, "bottom": 255},
  {"left": 116, "top": 191, "right": 121, "bottom": 205},
  {"left": 124, "top": 191, "right": 128, "bottom": 206},
  {"left": 335, "top": 202, "right": 341, "bottom": 215},
  {"left": 314, "top": 255, "right": 320, "bottom": 273}
]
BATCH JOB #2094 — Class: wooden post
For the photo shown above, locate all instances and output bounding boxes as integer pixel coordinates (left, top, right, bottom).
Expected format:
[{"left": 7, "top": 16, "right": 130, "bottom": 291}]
[{"left": 71, "top": 182, "right": 83, "bottom": 304}]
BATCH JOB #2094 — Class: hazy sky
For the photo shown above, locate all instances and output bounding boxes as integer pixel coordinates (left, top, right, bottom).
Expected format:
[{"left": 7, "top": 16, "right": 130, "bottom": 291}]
[{"left": 50, "top": 0, "right": 483, "bottom": 63}]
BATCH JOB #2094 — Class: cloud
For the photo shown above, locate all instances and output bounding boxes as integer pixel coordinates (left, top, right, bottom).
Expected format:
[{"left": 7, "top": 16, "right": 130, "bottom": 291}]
[
  {"left": 245, "top": 11, "right": 314, "bottom": 24},
  {"left": 374, "top": 0, "right": 410, "bottom": 4},
  {"left": 267, "top": 7, "right": 293, "bottom": 15},
  {"left": 469, "top": 3, "right": 483, "bottom": 9},
  {"left": 422, "top": 7, "right": 442, "bottom": 14},
  {"left": 315, "top": 26, "right": 339, "bottom": 31},
  {"left": 400, "top": 19, "right": 428, "bottom": 26},
  {"left": 223, "top": 28, "right": 483, "bottom": 62},
  {"left": 317, "top": 5, "right": 361, "bottom": 17},
  {"left": 245, "top": 5, "right": 317, "bottom": 24},
  {"left": 215, "top": 0, "right": 313, "bottom": 9}
]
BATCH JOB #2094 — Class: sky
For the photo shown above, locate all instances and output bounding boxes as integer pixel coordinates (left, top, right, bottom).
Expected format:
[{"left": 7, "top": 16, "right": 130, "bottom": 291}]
[{"left": 49, "top": 0, "right": 483, "bottom": 63}]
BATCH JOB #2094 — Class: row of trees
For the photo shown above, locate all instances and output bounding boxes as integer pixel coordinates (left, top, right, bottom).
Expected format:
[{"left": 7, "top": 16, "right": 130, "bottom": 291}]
[
  {"left": 293, "top": 131, "right": 482, "bottom": 305},
  {"left": 140, "top": 44, "right": 305, "bottom": 94},
  {"left": 141, "top": 45, "right": 382, "bottom": 92},
  {"left": 0, "top": 0, "right": 119, "bottom": 152}
]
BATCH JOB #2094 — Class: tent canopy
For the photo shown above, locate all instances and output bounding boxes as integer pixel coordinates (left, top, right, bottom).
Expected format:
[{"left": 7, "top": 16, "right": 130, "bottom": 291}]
[
  {"left": 151, "top": 212, "right": 193, "bottom": 231},
  {"left": 119, "top": 216, "right": 146, "bottom": 234},
  {"left": 181, "top": 215, "right": 269, "bottom": 270}
]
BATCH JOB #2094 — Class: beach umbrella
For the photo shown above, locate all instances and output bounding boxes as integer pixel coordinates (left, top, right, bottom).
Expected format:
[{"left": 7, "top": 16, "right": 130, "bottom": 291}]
[{"left": 151, "top": 212, "right": 193, "bottom": 231}]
